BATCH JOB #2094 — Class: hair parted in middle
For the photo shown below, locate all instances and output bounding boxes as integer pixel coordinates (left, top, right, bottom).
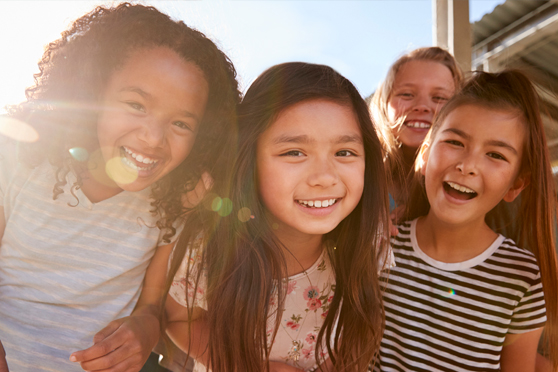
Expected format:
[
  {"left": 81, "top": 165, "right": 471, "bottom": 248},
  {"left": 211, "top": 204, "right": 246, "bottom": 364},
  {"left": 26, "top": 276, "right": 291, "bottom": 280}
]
[
  {"left": 405, "top": 69, "right": 558, "bottom": 371},
  {"left": 169, "top": 62, "right": 390, "bottom": 371},
  {"left": 370, "top": 46, "right": 463, "bottom": 207}
]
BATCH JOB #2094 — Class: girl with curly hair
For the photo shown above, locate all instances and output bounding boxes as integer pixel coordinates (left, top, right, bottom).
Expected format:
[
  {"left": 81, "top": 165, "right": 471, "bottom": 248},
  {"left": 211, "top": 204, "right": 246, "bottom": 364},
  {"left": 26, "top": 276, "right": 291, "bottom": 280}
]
[
  {"left": 165, "top": 62, "right": 391, "bottom": 372},
  {"left": 0, "top": 3, "right": 239, "bottom": 371}
]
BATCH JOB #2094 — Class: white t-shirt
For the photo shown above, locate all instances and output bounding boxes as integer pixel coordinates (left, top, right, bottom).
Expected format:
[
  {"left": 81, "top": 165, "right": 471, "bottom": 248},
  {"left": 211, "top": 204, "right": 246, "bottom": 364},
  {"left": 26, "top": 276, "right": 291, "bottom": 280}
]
[{"left": 0, "top": 136, "right": 177, "bottom": 371}]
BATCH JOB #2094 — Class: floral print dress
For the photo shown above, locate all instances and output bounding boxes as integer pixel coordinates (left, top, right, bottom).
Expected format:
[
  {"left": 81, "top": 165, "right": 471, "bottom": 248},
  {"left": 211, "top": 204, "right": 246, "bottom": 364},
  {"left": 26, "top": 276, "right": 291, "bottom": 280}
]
[{"left": 169, "top": 248, "right": 336, "bottom": 371}]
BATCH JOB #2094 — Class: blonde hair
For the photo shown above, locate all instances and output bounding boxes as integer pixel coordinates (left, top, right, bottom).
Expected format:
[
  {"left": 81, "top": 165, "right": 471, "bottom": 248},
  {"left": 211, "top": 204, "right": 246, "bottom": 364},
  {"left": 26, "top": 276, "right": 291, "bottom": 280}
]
[{"left": 370, "top": 47, "right": 463, "bottom": 206}]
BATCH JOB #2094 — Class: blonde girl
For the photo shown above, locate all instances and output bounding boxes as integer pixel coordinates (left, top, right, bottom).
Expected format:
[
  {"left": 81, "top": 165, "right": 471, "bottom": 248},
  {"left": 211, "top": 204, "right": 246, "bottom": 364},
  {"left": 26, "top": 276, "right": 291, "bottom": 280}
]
[{"left": 370, "top": 47, "right": 463, "bottom": 210}]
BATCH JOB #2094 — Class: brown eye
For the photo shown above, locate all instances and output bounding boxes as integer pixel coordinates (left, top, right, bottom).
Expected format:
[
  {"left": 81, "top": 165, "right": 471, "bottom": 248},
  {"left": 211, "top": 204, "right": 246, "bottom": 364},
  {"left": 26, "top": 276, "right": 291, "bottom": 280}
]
[{"left": 126, "top": 101, "right": 145, "bottom": 112}]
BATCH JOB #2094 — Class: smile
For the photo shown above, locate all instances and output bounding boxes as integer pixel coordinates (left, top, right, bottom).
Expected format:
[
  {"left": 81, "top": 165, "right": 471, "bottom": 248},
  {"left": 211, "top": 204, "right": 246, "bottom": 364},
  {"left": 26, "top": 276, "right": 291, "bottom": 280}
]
[
  {"left": 444, "top": 181, "right": 477, "bottom": 200},
  {"left": 405, "top": 121, "right": 431, "bottom": 129},
  {"left": 296, "top": 199, "right": 338, "bottom": 208},
  {"left": 121, "top": 146, "right": 159, "bottom": 171}
]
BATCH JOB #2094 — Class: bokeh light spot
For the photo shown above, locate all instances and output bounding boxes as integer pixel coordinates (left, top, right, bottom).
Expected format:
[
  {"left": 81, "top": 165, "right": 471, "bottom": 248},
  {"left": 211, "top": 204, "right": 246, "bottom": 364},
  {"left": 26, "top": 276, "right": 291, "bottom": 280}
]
[
  {"left": 88, "top": 148, "right": 119, "bottom": 187},
  {"left": 105, "top": 156, "right": 138, "bottom": 185},
  {"left": 218, "top": 198, "right": 233, "bottom": 217},
  {"left": 237, "top": 207, "right": 252, "bottom": 222},
  {"left": 0, "top": 117, "right": 39, "bottom": 142},
  {"left": 211, "top": 197, "right": 222, "bottom": 212},
  {"left": 69, "top": 147, "right": 89, "bottom": 162},
  {"left": 442, "top": 288, "right": 456, "bottom": 298}
]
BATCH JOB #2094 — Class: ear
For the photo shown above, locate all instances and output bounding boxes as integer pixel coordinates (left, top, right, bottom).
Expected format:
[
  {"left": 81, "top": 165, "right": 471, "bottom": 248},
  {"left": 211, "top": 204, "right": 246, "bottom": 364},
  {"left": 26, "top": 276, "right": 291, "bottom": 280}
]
[
  {"left": 503, "top": 173, "right": 529, "bottom": 202},
  {"left": 417, "top": 142, "right": 430, "bottom": 176}
]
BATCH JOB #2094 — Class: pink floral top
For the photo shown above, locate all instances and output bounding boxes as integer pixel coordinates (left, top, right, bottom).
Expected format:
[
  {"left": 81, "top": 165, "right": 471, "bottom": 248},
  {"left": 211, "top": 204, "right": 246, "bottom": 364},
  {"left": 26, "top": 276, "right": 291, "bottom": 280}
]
[{"left": 169, "top": 248, "right": 336, "bottom": 371}]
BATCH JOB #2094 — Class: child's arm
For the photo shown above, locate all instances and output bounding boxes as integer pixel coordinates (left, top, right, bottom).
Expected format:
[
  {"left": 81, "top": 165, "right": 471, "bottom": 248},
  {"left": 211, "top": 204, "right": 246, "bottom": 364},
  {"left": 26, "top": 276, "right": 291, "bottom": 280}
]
[
  {"left": 0, "top": 340, "right": 8, "bottom": 372},
  {"left": 165, "top": 294, "right": 210, "bottom": 367},
  {"left": 0, "top": 206, "right": 5, "bottom": 240},
  {"left": 501, "top": 328, "right": 544, "bottom": 372},
  {"left": 70, "top": 242, "right": 174, "bottom": 372},
  {"left": 166, "top": 299, "right": 315, "bottom": 372},
  {"left": 0, "top": 209, "right": 8, "bottom": 372}
]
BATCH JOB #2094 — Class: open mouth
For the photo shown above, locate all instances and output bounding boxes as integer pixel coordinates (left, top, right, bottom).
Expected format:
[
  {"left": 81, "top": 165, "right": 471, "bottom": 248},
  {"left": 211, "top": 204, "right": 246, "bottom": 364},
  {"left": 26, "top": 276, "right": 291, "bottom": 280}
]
[
  {"left": 405, "top": 121, "right": 431, "bottom": 129},
  {"left": 443, "top": 181, "right": 477, "bottom": 200},
  {"left": 296, "top": 199, "right": 338, "bottom": 208},
  {"left": 120, "top": 146, "right": 159, "bottom": 171}
]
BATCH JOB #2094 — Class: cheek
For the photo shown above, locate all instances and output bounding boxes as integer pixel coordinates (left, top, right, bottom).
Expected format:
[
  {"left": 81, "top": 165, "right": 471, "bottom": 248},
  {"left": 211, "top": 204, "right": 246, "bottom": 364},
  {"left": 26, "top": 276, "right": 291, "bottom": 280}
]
[
  {"left": 387, "top": 98, "right": 407, "bottom": 123},
  {"left": 170, "top": 135, "right": 197, "bottom": 164}
]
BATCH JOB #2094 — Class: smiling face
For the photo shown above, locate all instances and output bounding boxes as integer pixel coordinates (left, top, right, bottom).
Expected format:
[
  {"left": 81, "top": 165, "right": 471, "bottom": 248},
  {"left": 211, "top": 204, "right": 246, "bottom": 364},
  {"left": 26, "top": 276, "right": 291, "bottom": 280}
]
[
  {"left": 420, "top": 104, "right": 527, "bottom": 227},
  {"left": 256, "top": 99, "right": 365, "bottom": 242},
  {"left": 95, "top": 46, "right": 209, "bottom": 192},
  {"left": 388, "top": 60, "right": 455, "bottom": 150}
]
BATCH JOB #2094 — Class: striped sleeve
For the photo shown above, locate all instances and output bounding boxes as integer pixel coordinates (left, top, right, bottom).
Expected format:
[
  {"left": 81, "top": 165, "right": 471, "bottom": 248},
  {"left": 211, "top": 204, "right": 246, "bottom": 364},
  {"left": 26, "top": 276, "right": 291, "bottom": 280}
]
[{"left": 509, "top": 273, "right": 546, "bottom": 332}]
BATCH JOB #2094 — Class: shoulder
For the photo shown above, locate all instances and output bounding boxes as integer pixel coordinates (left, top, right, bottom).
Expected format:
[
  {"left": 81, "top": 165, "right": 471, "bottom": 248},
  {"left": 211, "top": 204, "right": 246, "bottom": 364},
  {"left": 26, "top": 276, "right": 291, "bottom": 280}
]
[
  {"left": 489, "top": 237, "right": 541, "bottom": 283},
  {"left": 389, "top": 220, "right": 414, "bottom": 252}
]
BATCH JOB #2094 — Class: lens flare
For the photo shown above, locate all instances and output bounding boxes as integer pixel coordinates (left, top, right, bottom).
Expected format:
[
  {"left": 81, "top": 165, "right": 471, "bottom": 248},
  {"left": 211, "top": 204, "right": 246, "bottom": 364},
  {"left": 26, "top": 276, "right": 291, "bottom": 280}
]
[
  {"left": 211, "top": 197, "right": 222, "bottom": 212},
  {"left": 69, "top": 147, "right": 89, "bottom": 162},
  {"left": 238, "top": 207, "right": 252, "bottom": 222},
  {"left": 442, "top": 288, "right": 456, "bottom": 298},
  {"left": 87, "top": 148, "right": 137, "bottom": 186},
  {"left": 218, "top": 198, "right": 233, "bottom": 217},
  {"left": 105, "top": 157, "right": 138, "bottom": 185},
  {"left": 0, "top": 117, "right": 39, "bottom": 142},
  {"left": 87, "top": 148, "right": 118, "bottom": 187}
]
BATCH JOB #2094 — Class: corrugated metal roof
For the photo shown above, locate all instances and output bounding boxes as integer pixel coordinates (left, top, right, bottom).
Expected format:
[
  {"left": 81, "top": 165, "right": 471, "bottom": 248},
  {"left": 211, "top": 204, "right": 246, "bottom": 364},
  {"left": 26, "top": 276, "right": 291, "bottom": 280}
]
[
  {"left": 472, "top": 0, "right": 547, "bottom": 44},
  {"left": 472, "top": 0, "right": 558, "bottom": 165}
]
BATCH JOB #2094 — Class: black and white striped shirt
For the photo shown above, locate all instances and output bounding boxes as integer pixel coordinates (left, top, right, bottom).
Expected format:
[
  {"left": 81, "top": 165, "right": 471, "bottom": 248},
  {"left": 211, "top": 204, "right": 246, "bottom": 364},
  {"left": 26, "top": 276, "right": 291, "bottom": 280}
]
[{"left": 375, "top": 219, "right": 546, "bottom": 372}]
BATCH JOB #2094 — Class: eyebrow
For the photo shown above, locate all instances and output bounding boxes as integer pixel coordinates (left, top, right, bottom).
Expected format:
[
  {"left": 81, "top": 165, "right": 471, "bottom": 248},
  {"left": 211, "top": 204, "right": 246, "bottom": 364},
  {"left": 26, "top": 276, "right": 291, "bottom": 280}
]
[
  {"left": 272, "top": 134, "right": 363, "bottom": 145},
  {"left": 395, "top": 83, "right": 452, "bottom": 92},
  {"left": 120, "top": 86, "right": 201, "bottom": 122},
  {"left": 442, "top": 127, "right": 518, "bottom": 155}
]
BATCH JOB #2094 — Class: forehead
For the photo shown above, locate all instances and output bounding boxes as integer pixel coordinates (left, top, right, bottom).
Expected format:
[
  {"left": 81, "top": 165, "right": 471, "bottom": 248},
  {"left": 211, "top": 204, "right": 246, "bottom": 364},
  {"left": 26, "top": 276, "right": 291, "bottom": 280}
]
[
  {"left": 393, "top": 60, "right": 455, "bottom": 91},
  {"left": 436, "top": 104, "right": 527, "bottom": 142},
  {"left": 109, "top": 47, "right": 206, "bottom": 86},
  {"left": 259, "top": 99, "right": 362, "bottom": 144}
]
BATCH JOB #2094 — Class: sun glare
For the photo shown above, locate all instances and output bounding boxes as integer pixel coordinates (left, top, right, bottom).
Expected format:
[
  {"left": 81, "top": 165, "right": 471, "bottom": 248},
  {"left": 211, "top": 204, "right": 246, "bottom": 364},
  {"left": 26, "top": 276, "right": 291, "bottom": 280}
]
[{"left": 0, "top": 1, "right": 112, "bottom": 114}]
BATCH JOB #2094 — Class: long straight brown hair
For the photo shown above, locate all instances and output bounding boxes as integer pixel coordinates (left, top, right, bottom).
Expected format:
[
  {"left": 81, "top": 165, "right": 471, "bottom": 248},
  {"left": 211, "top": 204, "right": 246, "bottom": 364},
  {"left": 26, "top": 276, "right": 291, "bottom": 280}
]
[
  {"left": 168, "top": 62, "right": 390, "bottom": 371},
  {"left": 406, "top": 69, "right": 558, "bottom": 370}
]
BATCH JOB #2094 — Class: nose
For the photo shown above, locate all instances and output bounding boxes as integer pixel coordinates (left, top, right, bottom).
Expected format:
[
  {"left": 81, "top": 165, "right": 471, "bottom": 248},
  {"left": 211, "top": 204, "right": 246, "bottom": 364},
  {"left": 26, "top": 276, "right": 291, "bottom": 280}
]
[
  {"left": 139, "top": 120, "right": 166, "bottom": 148},
  {"left": 412, "top": 94, "right": 433, "bottom": 114},
  {"left": 307, "top": 156, "right": 339, "bottom": 188},
  {"left": 456, "top": 153, "right": 478, "bottom": 176}
]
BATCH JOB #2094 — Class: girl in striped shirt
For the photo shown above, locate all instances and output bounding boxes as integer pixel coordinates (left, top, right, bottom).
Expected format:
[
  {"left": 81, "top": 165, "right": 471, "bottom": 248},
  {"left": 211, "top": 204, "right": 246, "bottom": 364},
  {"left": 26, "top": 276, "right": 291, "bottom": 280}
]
[{"left": 377, "top": 70, "right": 558, "bottom": 372}]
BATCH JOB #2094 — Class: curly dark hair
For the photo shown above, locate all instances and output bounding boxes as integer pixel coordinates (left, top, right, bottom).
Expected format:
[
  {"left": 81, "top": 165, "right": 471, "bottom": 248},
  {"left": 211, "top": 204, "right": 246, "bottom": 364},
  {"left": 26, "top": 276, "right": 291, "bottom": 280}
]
[{"left": 8, "top": 3, "right": 240, "bottom": 242}]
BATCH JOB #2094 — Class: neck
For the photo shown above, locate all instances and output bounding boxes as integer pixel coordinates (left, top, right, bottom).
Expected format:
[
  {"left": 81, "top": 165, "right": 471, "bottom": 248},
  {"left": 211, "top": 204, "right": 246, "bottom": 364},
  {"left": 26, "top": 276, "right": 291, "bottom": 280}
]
[
  {"left": 400, "top": 144, "right": 418, "bottom": 171},
  {"left": 79, "top": 165, "right": 123, "bottom": 203},
  {"left": 273, "top": 228, "right": 324, "bottom": 277},
  {"left": 391, "top": 145, "right": 418, "bottom": 204},
  {"left": 416, "top": 213, "right": 498, "bottom": 263}
]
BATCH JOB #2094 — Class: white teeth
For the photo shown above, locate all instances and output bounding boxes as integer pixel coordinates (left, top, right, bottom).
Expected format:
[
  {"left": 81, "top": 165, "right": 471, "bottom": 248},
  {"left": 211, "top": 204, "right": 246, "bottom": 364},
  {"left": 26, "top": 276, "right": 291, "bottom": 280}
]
[
  {"left": 447, "top": 181, "right": 475, "bottom": 194},
  {"left": 123, "top": 146, "right": 157, "bottom": 165},
  {"left": 297, "top": 199, "right": 337, "bottom": 208},
  {"left": 406, "top": 121, "right": 431, "bottom": 129}
]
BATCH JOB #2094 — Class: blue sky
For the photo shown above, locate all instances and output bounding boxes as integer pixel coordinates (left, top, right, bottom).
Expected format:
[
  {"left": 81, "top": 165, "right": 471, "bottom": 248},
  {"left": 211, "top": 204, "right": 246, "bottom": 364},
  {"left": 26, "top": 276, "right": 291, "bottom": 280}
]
[{"left": 0, "top": 0, "right": 505, "bottom": 111}]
